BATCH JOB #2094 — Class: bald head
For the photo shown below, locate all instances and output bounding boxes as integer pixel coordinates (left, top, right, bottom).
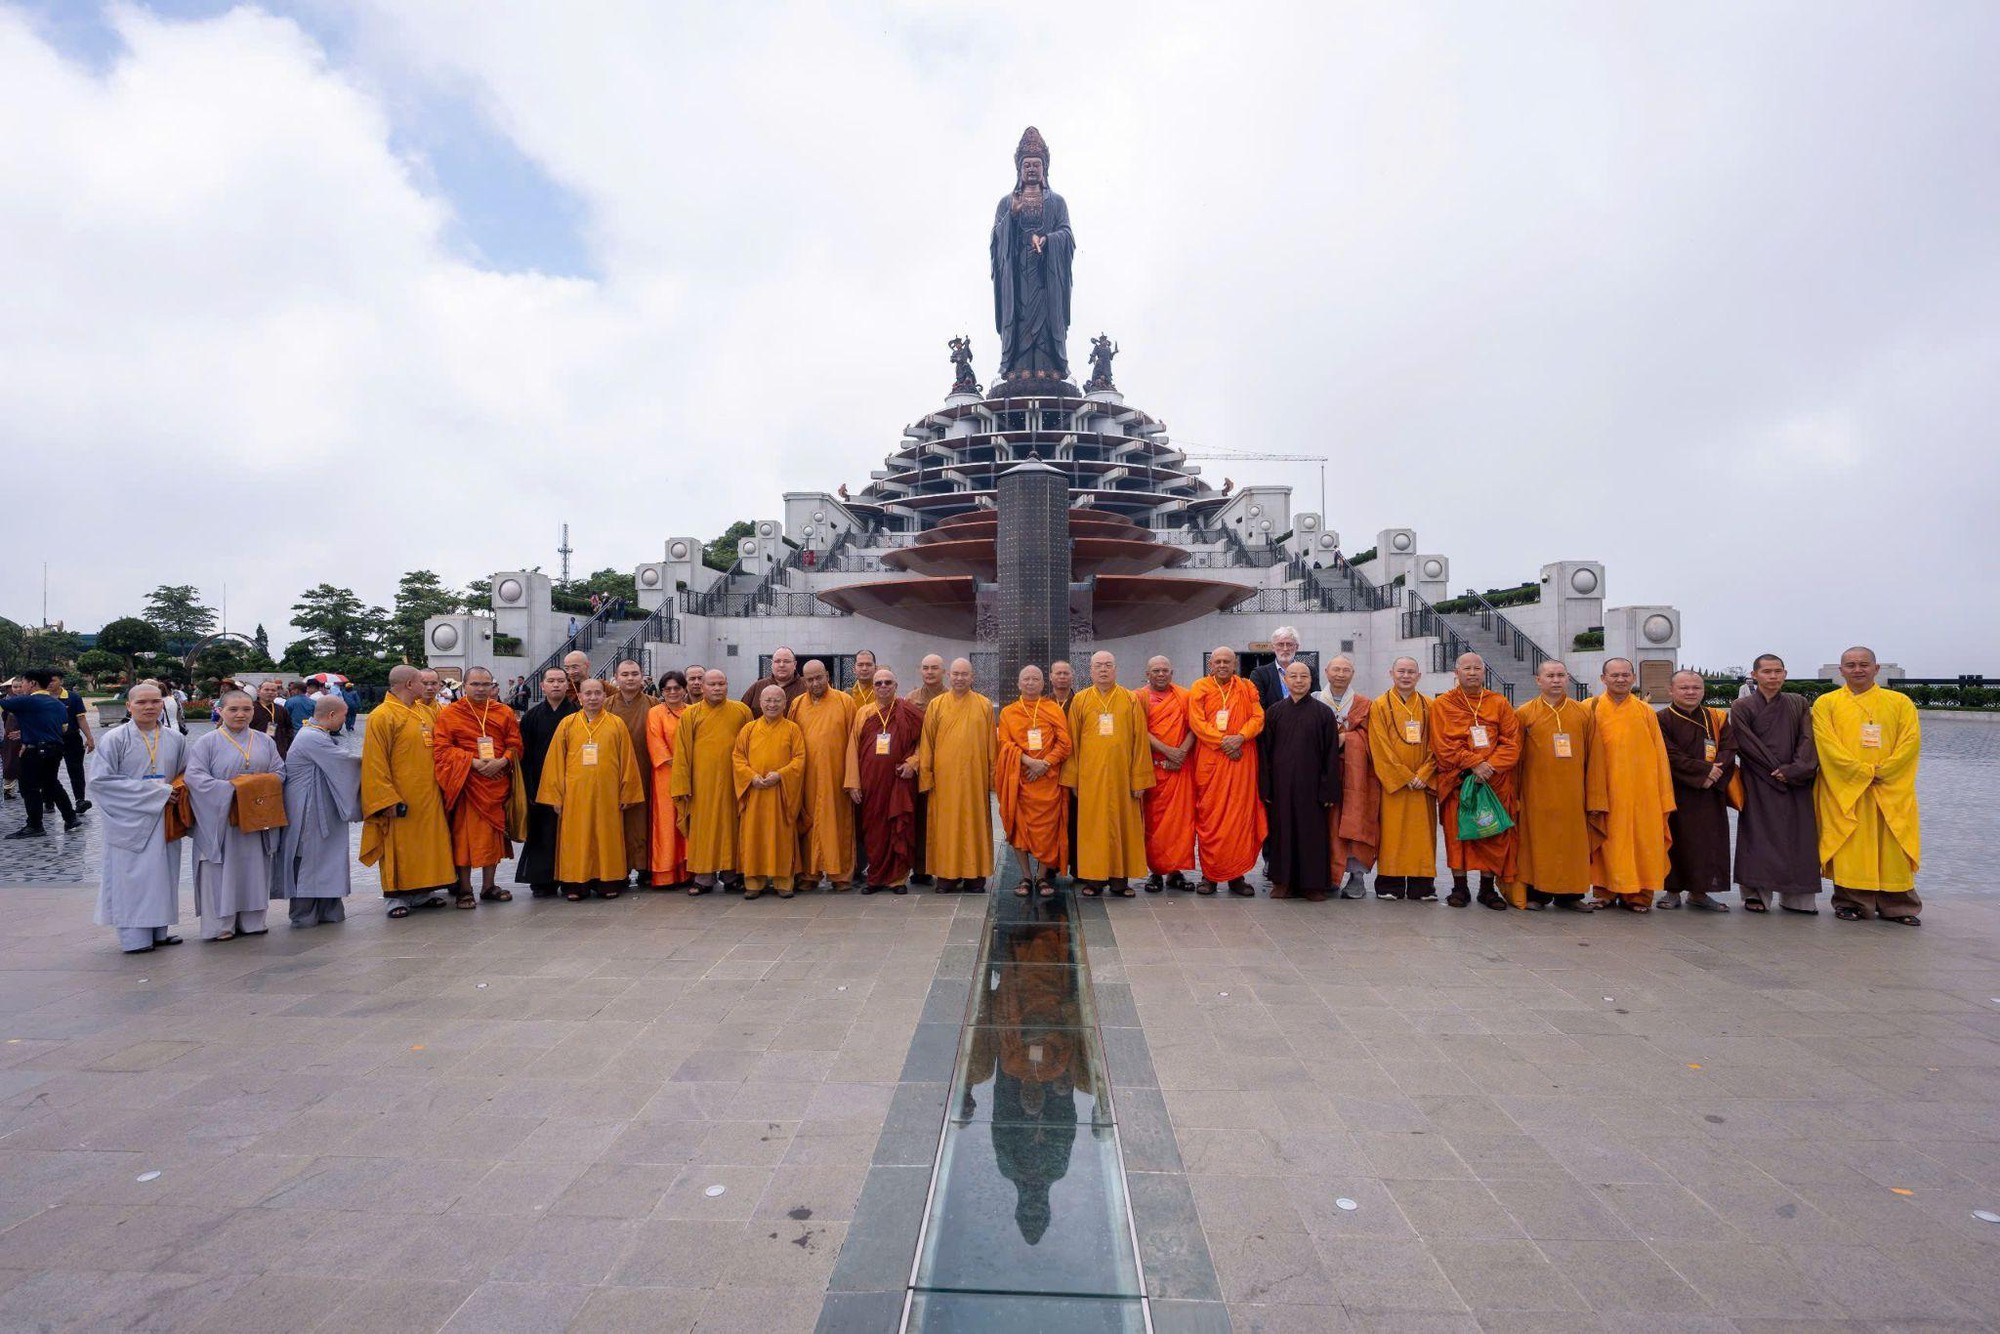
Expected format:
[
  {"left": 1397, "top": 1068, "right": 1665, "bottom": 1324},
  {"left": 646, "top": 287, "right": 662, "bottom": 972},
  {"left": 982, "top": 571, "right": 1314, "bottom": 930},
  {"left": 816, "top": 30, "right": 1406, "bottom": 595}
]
[
  {"left": 1208, "top": 647, "right": 1238, "bottom": 683},
  {"left": 948, "top": 658, "right": 973, "bottom": 694},
  {"left": 1089, "top": 651, "right": 1116, "bottom": 688},
  {"left": 314, "top": 694, "right": 348, "bottom": 725},
  {"left": 126, "top": 681, "right": 163, "bottom": 728},
  {"left": 1145, "top": 655, "right": 1173, "bottom": 690},
  {"left": 387, "top": 664, "right": 420, "bottom": 699}
]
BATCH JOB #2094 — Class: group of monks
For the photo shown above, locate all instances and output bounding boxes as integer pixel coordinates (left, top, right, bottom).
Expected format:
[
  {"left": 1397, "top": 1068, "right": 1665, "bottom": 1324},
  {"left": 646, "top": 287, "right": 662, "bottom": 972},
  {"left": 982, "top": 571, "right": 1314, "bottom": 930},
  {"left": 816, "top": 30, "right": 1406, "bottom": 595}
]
[{"left": 82, "top": 634, "right": 1925, "bottom": 952}]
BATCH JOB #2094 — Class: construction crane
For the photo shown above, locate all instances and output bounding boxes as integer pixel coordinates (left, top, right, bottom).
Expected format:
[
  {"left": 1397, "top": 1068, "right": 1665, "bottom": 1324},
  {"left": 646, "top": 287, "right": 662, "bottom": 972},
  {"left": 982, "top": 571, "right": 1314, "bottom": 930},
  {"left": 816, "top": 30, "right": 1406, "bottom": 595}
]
[{"left": 1179, "top": 447, "right": 1330, "bottom": 520}]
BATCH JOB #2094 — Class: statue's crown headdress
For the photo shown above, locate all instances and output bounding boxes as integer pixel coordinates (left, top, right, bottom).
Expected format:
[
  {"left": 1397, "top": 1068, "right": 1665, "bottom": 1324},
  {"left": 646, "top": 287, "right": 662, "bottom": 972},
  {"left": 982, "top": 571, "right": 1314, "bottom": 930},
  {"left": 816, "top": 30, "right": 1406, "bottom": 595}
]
[{"left": 1014, "top": 126, "right": 1050, "bottom": 168}]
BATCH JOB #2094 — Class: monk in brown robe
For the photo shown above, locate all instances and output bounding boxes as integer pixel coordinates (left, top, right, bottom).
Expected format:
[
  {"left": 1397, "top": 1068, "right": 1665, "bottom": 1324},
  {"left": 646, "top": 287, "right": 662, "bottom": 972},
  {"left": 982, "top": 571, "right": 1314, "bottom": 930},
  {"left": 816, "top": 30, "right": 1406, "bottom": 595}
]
[
  {"left": 847, "top": 667, "right": 924, "bottom": 894},
  {"left": 789, "top": 660, "right": 858, "bottom": 891},
  {"left": 1316, "top": 655, "right": 1378, "bottom": 899},
  {"left": 1138, "top": 656, "right": 1197, "bottom": 892},
  {"left": 740, "top": 646, "right": 807, "bottom": 711},
  {"left": 432, "top": 666, "right": 522, "bottom": 905},
  {"left": 904, "top": 654, "right": 947, "bottom": 886},
  {"left": 1430, "top": 652, "right": 1521, "bottom": 910},
  {"left": 1729, "top": 654, "right": 1820, "bottom": 913},
  {"left": 1657, "top": 669, "right": 1736, "bottom": 912},
  {"left": 603, "top": 660, "right": 656, "bottom": 886},
  {"left": 996, "top": 665, "right": 1073, "bottom": 897},
  {"left": 1511, "top": 660, "right": 1597, "bottom": 911}
]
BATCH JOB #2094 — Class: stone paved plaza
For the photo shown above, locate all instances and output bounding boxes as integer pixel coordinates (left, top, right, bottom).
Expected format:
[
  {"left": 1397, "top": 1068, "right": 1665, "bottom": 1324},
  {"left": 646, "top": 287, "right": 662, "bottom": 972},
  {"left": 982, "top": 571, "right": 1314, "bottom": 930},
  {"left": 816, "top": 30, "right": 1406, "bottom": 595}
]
[{"left": 0, "top": 716, "right": 1991, "bottom": 1331}]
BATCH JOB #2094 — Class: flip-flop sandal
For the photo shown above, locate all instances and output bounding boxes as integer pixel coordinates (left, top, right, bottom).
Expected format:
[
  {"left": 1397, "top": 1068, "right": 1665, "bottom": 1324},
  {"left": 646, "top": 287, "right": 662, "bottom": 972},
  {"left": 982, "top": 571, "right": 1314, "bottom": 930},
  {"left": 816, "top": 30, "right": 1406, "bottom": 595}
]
[
  {"left": 1883, "top": 914, "right": 1920, "bottom": 927},
  {"left": 1014, "top": 879, "right": 1033, "bottom": 897},
  {"left": 1834, "top": 906, "right": 1864, "bottom": 921},
  {"left": 1742, "top": 900, "right": 1768, "bottom": 913},
  {"left": 1115, "top": 884, "right": 1136, "bottom": 897},
  {"left": 1625, "top": 902, "right": 1651, "bottom": 914},
  {"left": 1036, "top": 879, "right": 1055, "bottom": 899},
  {"left": 387, "top": 904, "right": 411, "bottom": 919},
  {"left": 480, "top": 888, "right": 513, "bottom": 902},
  {"left": 1655, "top": 895, "right": 1682, "bottom": 910},
  {"left": 1687, "top": 898, "right": 1730, "bottom": 913},
  {"left": 1078, "top": 884, "right": 1101, "bottom": 898},
  {"left": 454, "top": 895, "right": 478, "bottom": 910}
]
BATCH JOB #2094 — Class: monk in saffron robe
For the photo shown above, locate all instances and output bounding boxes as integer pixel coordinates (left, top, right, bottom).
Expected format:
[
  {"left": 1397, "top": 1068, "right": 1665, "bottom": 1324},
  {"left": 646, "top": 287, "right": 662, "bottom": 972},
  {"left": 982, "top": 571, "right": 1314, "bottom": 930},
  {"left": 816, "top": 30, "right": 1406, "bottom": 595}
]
[
  {"left": 604, "top": 659, "right": 657, "bottom": 886},
  {"left": 1367, "top": 656, "right": 1439, "bottom": 901},
  {"left": 1187, "top": 647, "right": 1266, "bottom": 896},
  {"left": 671, "top": 670, "right": 753, "bottom": 894},
  {"left": 1316, "top": 655, "right": 1378, "bottom": 899},
  {"left": 846, "top": 667, "right": 923, "bottom": 894},
  {"left": 432, "top": 666, "right": 523, "bottom": 906},
  {"left": 361, "top": 664, "right": 456, "bottom": 917},
  {"left": 735, "top": 686, "right": 808, "bottom": 898},
  {"left": 996, "top": 665, "right": 1073, "bottom": 897},
  {"left": 905, "top": 654, "right": 947, "bottom": 886},
  {"left": 1730, "top": 654, "right": 1821, "bottom": 913},
  {"left": 1431, "top": 653, "right": 1523, "bottom": 910},
  {"left": 538, "top": 677, "right": 644, "bottom": 900},
  {"left": 917, "top": 658, "right": 995, "bottom": 892},
  {"left": 1260, "top": 662, "right": 1341, "bottom": 900},
  {"left": 516, "top": 669, "right": 577, "bottom": 897},
  {"left": 1587, "top": 658, "right": 1674, "bottom": 912},
  {"left": 1814, "top": 645, "right": 1922, "bottom": 924},
  {"left": 1657, "top": 669, "right": 1737, "bottom": 912},
  {"left": 644, "top": 672, "right": 691, "bottom": 888},
  {"left": 1060, "top": 651, "right": 1155, "bottom": 897},
  {"left": 847, "top": 649, "right": 878, "bottom": 710},
  {"left": 1049, "top": 659, "right": 1079, "bottom": 879},
  {"left": 789, "top": 660, "right": 858, "bottom": 890},
  {"left": 1510, "top": 661, "right": 1597, "bottom": 911},
  {"left": 1138, "top": 656, "right": 1196, "bottom": 892}
]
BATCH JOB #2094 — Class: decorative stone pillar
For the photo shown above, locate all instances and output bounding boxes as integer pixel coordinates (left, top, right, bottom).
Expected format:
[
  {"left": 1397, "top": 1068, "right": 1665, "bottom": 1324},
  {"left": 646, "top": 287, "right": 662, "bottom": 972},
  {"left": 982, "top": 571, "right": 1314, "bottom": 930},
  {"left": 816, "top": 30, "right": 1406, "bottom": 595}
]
[{"left": 995, "top": 459, "right": 1071, "bottom": 697}]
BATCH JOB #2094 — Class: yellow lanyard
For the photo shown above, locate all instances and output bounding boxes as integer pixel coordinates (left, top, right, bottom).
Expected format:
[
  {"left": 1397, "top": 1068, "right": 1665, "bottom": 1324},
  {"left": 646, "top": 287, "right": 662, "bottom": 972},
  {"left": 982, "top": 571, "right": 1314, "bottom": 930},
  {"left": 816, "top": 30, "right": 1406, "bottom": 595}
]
[
  {"left": 218, "top": 727, "right": 255, "bottom": 771},
  {"left": 1459, "top": 687, "right": 1485, "bottom": 715},
  {"left": 476, "top": 701, "right": 493, "bottom": 735},
  {"left": 1668, "top": 705, "right": 1715, "bottom": 742},
  {"left": 137, "top": 726, "right": 162, "bottom": 773},
  {"left": 580, "top": 715, "right": 603, "bottom": 746},
  {"left": 1026, "top": 699, "right": 1045, "bottom": 733},
  {"left": 1544, "top": 698, "right": 1571, "bottom": 729},
  {"left": 1392, "top": 691, "right": 1423, "bottom": 729}
]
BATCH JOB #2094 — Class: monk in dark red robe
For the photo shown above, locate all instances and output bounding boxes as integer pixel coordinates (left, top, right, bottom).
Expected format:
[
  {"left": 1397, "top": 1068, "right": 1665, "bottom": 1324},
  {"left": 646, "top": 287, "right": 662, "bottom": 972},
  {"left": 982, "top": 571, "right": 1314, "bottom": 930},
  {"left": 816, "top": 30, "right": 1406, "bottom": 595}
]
[{"left": 846, "top": 668, "right": 924, "bottom": 894}]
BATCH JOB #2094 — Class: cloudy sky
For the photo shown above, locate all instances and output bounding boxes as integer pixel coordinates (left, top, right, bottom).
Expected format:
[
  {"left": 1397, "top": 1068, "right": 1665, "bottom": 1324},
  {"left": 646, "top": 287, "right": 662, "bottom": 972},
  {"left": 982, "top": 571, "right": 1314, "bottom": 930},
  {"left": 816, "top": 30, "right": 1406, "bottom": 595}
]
[{"left": 2, "top": 1, "right": 1993, "bottom": 672}]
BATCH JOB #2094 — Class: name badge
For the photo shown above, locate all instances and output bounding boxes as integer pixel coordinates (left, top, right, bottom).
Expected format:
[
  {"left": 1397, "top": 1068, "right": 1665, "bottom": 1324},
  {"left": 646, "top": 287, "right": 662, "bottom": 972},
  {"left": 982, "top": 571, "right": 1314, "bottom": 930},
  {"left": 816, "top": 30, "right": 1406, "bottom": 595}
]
[
  {"left": 1703, "top": 738, "right": 1717, "bottom": 763},
  {"left": 420, "top": 724, "right": 434, "bottom": 747},
  {"left": 1552, "top": 732, "right": 1572, "bottom": 759},
  {"left": 266, "top": 722, "right": 279, "bottom": 737},
  {"left": 1404, "top": 719, "right": 1422, "bottom": 744},
  {"left": 478, "top": 736, "right": 496, "bottom": 760},
  {"left": 1470, "top": 724, "right": 1490, "bottom": 749},
  {"left": 1215, "top": 708, "right": 1230, "bottom": 730},
  {"left": 874, "top": 731, "right": 891, "bottom": 756},
  {"left": 1026, "top": 728, "right": 1044, "bottom": 752},
  {"left": 1098, "top": 713, "right": 1114, "bottom": 737},
  {"left": 1859, "top": 722, "right": 1881, "bottom": 749},
  {"left": 143, "top": 772, "right": 163, "bottom": 781},
  {"left": 580, "top": 742, "right": 599, "bottom": 767}
]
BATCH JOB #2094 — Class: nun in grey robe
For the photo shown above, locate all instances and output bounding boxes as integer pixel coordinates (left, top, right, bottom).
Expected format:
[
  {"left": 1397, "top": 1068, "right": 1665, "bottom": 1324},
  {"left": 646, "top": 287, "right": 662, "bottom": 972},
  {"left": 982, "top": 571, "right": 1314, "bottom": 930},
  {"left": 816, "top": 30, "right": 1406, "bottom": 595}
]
[
  {"left": 278, "top": 721, "right": 363, "bottom": 926},
  {"left": 184, "top": 725, "right": 284, "bottom": 940},
  {"left": 88, "top": 720, "right": 186, "bottom": 952}
]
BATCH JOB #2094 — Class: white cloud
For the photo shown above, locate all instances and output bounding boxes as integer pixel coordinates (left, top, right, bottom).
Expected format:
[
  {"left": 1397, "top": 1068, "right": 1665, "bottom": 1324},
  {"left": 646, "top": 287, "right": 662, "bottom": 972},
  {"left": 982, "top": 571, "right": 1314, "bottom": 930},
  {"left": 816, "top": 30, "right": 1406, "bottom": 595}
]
[{"left": 1, "top": 1, "right": 1995, "bottom": 670}]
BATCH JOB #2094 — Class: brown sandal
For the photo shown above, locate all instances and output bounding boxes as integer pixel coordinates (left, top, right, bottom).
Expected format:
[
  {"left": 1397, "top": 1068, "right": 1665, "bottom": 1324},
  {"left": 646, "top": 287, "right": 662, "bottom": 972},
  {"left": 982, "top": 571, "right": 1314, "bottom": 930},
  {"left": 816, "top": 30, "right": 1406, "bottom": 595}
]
[
  {"left": 454, "top": 893, "right": 477, "bottom": 910},
  {"left": 480, "top": 888, "right": 512, "bottom": 903}
]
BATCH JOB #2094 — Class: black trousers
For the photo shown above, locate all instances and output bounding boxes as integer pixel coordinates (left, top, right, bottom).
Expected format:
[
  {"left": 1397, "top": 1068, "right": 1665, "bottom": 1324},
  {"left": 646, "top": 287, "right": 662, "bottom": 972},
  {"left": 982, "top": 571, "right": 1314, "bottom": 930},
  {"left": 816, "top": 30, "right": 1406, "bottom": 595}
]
[
  {"left": 19, "top": 745, "right": 74, "bottom": 828},
  {"left": 61, "top": 736, "right": 86, "bottom": 805}
]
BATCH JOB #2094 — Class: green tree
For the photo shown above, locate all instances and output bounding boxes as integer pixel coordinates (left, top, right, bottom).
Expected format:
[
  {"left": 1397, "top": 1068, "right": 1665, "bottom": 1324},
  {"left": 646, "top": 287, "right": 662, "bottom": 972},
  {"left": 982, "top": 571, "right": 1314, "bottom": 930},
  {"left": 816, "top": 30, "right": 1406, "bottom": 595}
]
[
  {"left": 96, "top": 617, "right": 164, "bottom": 675},
  {"left": 75, "top": 649, "right": 125, "bottom": 683},
  {"left": 388, "top": 570, "right": 463, "bottom": 666},
  {"left": 24, "top": 628, "right": 83, "bottom": 669},
  {"left": 463, "top": 577, "right": 493, "bottom": 613},
  {"left": 0, "top": 615, "right": 27, "bottom": 676},
  {"left": 704, "top": 520, "right": 755, "bottom": 572},
  {"left": 575, "top": 567, "right": 638, "bottom": 609},
  {"left": 142, "top": 585, "right": 217, "bottom": 651},
  {"left": 290, "top": 584, "right": 378, "bottom": 658}
]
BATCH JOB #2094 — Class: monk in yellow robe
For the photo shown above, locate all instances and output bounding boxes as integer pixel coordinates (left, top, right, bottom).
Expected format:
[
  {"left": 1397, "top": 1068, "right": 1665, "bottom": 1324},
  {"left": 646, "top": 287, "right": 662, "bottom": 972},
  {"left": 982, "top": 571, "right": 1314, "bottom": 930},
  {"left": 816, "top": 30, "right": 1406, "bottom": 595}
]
[
  {"left": 789, "top": 660, "right": 858, "bottom": 890},
  {"left": 670, "top": 670, "right": 753, "bottom": 894},
  {"left": 917, "top": 658, "right": 995, "bottom": 891},
  {"left": 847, "top": 649, "right": 878, "bottom": 710},
  {"left": 432, "top": 666, "right": 523, "bottom": 906},
  {"left": 643, "top": 672, "right": 691, "bottom": 888},
  {"left": 905, "top": 653, "right": 948, "bottom": 886},
  {"left": 360, "top": 664, "right": 456, "bottom": 915},
  {"left": 1138, "top": 656, "right": 1197, "bottom": 892},
  {"left": 1316, "top": 655, "right": 1378, "bottom": 899},
  {"left": 536, "top": 677, "right": 643, "bottom": 900},
  {"left": 1060, "top": 651, "right": 1155, "bottom": 897},
  {"left": 1814, "top": 645, "right": 1922, "bottom": 924},
  {"left": 996, "top": 665, "right": 1073, "bottom": 898},
  {"left": 734, "top": 686, "right": 808, "bottom": 899},
  {"left": 1367, "top": 656, "right": 1439, "bottom": 900},
  {"left": 1587, "top": 658, "right": 1673, "bottom": 912},
  {"left": 1511, "top": 661, "right": 1598, "bottom": 911},
  {"left": 1186, "top": 647, "right": 1265, "bottom": 896},
  {"left": 603, "top": 660, "right": 657, "bottom": 887},
  {"left": 1430, "top": 653, "right": 1523, "bottom": 910}
]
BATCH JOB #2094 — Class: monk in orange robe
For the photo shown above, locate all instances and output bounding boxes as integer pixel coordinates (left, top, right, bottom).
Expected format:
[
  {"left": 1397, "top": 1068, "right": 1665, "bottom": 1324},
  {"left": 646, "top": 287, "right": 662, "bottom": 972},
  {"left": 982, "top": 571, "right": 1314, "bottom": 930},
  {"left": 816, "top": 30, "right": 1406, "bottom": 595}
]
[
  {"left": 1430, "top": 653, "right": 1523, "bottom": 909},
  {"left": 733, "top": 685, "right": 808, "bottom": 898},
  {"left": 1187, "top": 647, "right": 1266, "bottom": 896},
  {"left": 1138, "top": 656, "right": 1197, "bottom": 892},
  {"left": 643, "top": 672, "right": 691, "bottom": 888},
  {"left": 1587, "top": 658, "right": 1674, "bottom": 912},
  {"left": 996, "top": 665, "right": 1073, "bottom": 898},
  {"left": 1511, "top": 660, "right": 1598, "bottom": 912},
  {"left": 432, "top": 666, "right": 523, "bottom": 904},
  {"left": 789, "top": 660, "right": 858, "bottom": 891},
  {"left": 1316, "top": 655, "right": 1378, "bottom": 898}
]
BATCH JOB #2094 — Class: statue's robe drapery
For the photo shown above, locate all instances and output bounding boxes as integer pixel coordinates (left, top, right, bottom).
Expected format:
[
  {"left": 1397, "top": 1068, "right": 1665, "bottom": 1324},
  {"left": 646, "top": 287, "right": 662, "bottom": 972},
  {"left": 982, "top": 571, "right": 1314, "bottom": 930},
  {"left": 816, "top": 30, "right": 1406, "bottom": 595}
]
[
  {"left": 88, "top": 723, "right": 185, "bottom": 950},
  {"left": 514, "top": 698, "right": 577, "bottom": 891},
  {"left": 1138, "top": 685, "right": 1197, "bottom": 875},
  {"left": 990, "top": 190, "right": 1075, "bottom": 380},
  {"left": 278, "top": 724, "right": 362, "bottom": 924},
  {"left": 846, "top": 699, "right": 924, "bottom": 887}
]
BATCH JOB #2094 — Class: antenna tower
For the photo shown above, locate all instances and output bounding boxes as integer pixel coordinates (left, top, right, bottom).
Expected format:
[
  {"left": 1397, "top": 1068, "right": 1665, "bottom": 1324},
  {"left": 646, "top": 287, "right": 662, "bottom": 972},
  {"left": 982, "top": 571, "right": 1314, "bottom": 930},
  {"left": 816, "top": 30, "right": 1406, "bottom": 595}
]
[{"left": 558, "top": 523, "right": 573, "bottom": 586}]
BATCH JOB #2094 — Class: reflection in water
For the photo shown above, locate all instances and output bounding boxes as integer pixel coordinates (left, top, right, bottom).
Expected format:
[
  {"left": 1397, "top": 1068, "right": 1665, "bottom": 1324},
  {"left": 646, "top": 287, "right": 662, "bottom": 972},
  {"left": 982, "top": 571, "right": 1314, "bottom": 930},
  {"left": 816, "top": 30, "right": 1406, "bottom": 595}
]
[{"left": 963, "top": 903, "right": 1103, "bottom": 1246}]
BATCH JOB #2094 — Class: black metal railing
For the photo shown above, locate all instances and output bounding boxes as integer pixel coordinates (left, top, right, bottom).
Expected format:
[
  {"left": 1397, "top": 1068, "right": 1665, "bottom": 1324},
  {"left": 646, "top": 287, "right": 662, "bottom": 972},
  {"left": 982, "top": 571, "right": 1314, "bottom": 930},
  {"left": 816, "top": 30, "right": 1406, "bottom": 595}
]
[
  {"left": 1448, "top": 590, "right": 1588, "bottom": 699},
  {"left": 1221, "top": 588, "right": 1326, "bottom": 615},
  {"left": 592, "top": 604, "right": 681, "bottom": 680},
  {"left": 1220, "top": 525, "right": 1287, "bottom": 568},
  {"left": 1286, "top": 552, "right": 1400, "bottom": 613},
  {"left": 1403, "top": 589, "right": 1518, "bottom": 702},
  {"left": 526, "top": 603, "right": 620, "bottom": 684}
]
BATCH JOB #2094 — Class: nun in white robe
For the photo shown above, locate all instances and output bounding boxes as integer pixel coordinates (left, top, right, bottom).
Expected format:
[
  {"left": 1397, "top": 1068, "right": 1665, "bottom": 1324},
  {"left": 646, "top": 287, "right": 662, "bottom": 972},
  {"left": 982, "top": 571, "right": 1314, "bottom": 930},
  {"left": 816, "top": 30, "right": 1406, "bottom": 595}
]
[
  {"left": 278, "top": 718, "right": 363, "bottom": 926},
  {"left": 88, "top": 719, "right": 186, "bottom": 952},
  {"left": 184, "top": 722, "right": 284, "bottom": 941}
]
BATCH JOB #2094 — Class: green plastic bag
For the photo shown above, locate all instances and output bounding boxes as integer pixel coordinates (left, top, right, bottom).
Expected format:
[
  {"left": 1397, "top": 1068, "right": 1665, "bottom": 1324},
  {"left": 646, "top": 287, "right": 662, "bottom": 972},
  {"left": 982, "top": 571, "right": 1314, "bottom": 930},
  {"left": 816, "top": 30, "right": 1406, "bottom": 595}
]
[{"left": 1456, "top": 773, "right": 1515, "bottom": 841}]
